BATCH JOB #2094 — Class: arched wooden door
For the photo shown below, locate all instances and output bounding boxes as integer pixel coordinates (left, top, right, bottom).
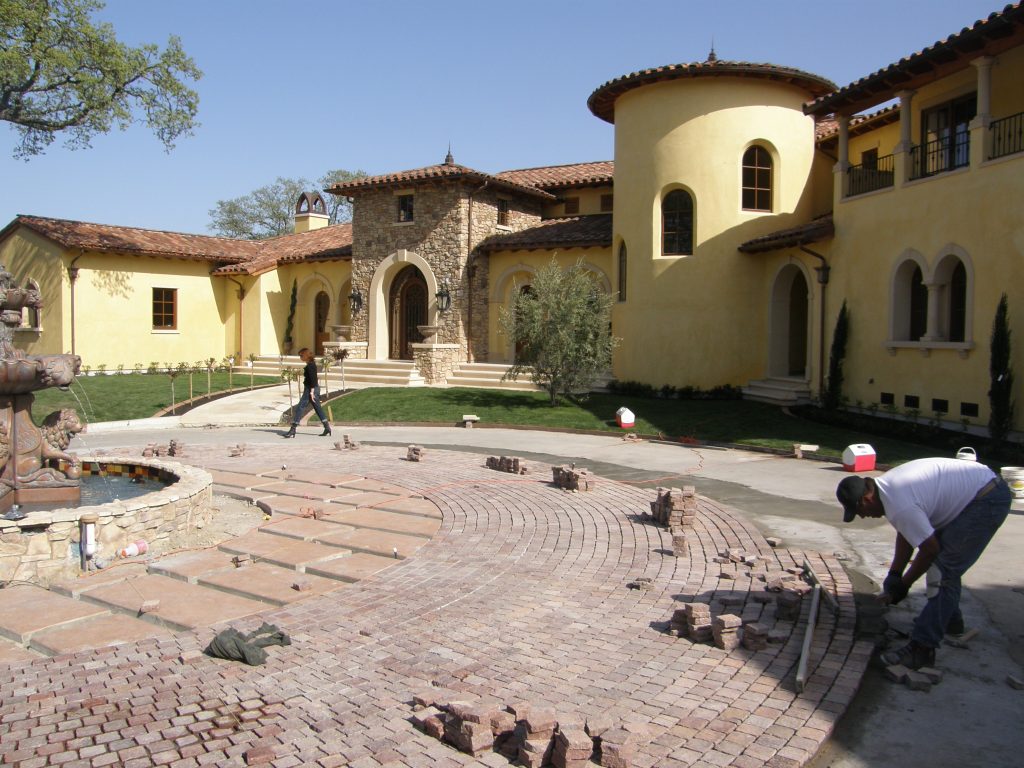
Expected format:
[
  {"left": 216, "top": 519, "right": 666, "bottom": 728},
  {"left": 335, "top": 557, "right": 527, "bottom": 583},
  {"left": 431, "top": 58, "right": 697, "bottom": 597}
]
[
  {"left": 314, "top": 291, "right": 330, "bottom": 355},
  {"left": 388, "top": 266, "right": 427, "bottom": 360}
]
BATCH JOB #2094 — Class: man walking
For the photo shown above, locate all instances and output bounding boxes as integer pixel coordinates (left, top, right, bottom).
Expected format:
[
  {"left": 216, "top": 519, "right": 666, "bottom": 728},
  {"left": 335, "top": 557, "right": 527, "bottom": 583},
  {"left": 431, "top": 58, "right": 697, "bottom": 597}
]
[
  {"left": 284, "top": 348, "right": 332, "bottom": 438},
  {"left": 836, "top": 457, "right": 1010, "bottom": 669}
]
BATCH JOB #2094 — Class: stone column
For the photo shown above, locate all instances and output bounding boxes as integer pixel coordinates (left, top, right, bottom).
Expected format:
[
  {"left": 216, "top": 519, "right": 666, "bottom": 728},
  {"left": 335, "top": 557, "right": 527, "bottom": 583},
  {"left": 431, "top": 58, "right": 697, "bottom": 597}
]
[
  {"left": 894, "top": 90, "right": 916, "bottom": 184},
  {"left": 970, "top": 56, "right": 994, "bottom": 165},
  {"left": 833, "top": 115, "right": 851, "bottom": 200},
  {"left": 921, "top": 281, "right": 943, "bottom": 342}
]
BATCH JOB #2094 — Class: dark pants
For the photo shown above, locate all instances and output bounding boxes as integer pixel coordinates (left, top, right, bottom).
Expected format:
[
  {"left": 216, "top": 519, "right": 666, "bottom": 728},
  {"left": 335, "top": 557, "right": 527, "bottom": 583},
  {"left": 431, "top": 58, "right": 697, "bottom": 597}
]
[
  {"left": 912, "top": 478, "right": 1011, "bottom": 648},
  {"left": 292, "top": 385, "right": 327, "bottom": 426}
]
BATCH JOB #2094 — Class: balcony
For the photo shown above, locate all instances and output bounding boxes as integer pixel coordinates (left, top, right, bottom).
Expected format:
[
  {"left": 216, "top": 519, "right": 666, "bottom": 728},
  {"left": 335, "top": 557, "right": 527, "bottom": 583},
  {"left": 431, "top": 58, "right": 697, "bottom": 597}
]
[
  {"left": 909, "top": 133, "right": 970, "bottom": 180},
  {"left": 846, "top": 153, "right": 895, "bottom": 196},
  {"left": 990, "top": 111, "right": 1024, "bottom": 160}
]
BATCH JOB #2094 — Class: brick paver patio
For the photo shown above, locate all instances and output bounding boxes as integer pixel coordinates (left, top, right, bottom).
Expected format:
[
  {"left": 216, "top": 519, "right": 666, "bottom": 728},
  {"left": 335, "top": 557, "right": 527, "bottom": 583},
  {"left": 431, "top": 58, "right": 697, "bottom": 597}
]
[{"left": 0, "top": 443, "right": 870, "bottom": 767}]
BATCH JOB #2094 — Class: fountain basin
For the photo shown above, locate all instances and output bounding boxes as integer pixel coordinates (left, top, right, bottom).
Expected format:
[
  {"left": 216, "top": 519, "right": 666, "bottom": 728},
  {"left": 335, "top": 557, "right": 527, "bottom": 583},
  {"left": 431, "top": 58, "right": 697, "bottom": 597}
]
[{"left": 0, "top": 456, "right": 213, "bottom": 586}]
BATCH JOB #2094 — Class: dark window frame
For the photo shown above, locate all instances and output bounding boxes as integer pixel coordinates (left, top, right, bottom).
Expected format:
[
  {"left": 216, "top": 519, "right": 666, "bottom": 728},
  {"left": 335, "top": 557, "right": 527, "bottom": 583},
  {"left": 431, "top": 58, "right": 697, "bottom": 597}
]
[
  {"left": 662, "top": 189, "right": 694, "bottom": 256},
  {"left": 600, "top": 193, "right": 614, "bottom": 212},
  {"left": 152, "top": 287, "right": 177, "bottom": 330},
  {"left": 617, "top": 242, "right": 627, "bottom": 302},
  {"left": 397, "top": 194, "right": 414, "bottom": 223},
  {"left": 564, "top": 197, "right": 580, "bottom": 215},
  {"left": 741, "top": 145, "right": 772, "bottom": 212},
  {"left": 497, "top": 198, "right": 510, "bottom": 226}
]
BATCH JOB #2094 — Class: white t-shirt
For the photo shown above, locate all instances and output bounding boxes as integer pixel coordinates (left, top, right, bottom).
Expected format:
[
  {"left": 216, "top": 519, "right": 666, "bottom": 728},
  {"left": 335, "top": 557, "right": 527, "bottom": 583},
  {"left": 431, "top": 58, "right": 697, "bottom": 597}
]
[{"left": 875, "top": 457, "right": 996, "bottom": 547}]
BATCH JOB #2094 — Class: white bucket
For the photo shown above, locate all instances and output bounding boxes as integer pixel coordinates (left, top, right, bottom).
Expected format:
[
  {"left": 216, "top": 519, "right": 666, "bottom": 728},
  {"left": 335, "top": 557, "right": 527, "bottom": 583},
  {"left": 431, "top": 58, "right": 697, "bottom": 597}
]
[
  {"left": 955, "top": 447, "right": 977, "bottom": 461},
  {"left": 1000, "top": 467, "right": 1024, "bottom": 499}
]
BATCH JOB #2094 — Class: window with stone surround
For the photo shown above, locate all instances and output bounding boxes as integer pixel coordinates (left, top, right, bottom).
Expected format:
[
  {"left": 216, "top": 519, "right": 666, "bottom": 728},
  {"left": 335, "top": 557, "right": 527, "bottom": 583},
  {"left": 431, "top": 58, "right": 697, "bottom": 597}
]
[
  {"left": 741, "top": 145, "right": 772, "bottom": 211},
  {"left": 397, "top": 194, "right": 414, "bottom": 223},
  {"left": 153, "top": 287, "right": 177, "bottom": 330},
  {"left": 497, "top": 199, "right": 510, "bottom": 226},
  {"left": 19, "top": 278, "right": 41, "bottom": 330},
  {"left": 662, "top": 189, "right": 693, "bottom": 255}
]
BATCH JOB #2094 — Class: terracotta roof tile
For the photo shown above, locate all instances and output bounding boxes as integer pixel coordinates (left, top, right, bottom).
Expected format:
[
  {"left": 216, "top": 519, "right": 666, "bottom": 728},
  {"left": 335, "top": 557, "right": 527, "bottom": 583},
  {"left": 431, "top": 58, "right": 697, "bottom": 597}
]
[
  {"left": 495, "top": 161, "right": 614, "bottom": 190},
  {"left": 815, "top": 105, "right": 900, "bottom": 145},
  {"left": 5, "top": 215, "right": 258, "bottom": 263},
  {"left": 2, "top": 215, "right": 354, "bottom": 276},
  {"left": 478, "top": 214, "right": 612, "bottom": 253},
  {"left": 806, "top": 3, "right": 1024, "bottom": 116},
  {"left": 737, "top": 214, "right": 834, "bottom": 254},
  {"left": 327, "top": 161, "right": 555, "bottom": 201},
  {"left": 588, "top": 58, "right": 835, "bottom": 123}
]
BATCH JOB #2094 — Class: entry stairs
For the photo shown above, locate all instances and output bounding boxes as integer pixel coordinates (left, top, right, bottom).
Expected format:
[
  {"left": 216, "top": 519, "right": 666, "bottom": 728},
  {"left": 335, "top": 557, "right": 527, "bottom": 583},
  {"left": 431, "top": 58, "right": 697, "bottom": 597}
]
[{"left": 742, "top": 377, "right": 812, "bottom": 406}]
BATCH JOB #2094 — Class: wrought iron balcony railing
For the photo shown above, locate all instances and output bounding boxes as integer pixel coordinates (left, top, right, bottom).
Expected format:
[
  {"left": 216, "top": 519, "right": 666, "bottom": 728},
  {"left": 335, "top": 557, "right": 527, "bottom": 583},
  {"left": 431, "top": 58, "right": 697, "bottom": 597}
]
[
  {"left": 846, "top": 153, "right": 895, "bottom": 197},
  {"left": 990, "top": 111, "right": 1024, "bottom": 160},
  {"left": 909, "top": 133, "right": 970, "bottom": 180}
]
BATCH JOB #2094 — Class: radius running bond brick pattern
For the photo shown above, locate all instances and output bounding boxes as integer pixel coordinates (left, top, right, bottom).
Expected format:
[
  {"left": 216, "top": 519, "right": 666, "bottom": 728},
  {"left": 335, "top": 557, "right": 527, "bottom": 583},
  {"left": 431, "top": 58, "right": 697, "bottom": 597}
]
[{"left": 0, "top": 445, "right": 870, "bottom": 767}]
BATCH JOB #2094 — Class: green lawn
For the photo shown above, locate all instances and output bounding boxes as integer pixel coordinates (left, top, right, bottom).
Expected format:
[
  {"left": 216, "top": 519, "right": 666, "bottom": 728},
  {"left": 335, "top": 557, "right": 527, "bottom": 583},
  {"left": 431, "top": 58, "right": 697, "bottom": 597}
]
[
  {"left": 323, "top": 387, "right": 955, "bottom": 465},
  {"left": 30, "top": 371, "right": 280, "bottom": 425}
]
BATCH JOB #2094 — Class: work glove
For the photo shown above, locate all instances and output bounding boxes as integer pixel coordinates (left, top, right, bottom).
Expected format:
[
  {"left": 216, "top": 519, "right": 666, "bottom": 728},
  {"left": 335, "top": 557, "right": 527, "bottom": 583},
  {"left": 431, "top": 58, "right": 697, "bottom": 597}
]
[{"left": 883, "top": 573, "right": 909, "bottom": 605}]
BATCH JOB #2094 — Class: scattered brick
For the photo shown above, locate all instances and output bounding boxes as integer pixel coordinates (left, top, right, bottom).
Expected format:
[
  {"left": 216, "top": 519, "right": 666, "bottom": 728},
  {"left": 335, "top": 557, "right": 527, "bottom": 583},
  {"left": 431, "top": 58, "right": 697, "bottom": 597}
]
[
  {"left": 552, "top": 464, "right": 590, "bottom": 489},
  {"left": 487, "top": 456, "right": 527, "bottom": 475},
  {"left": 406, "top": 444, "right": 425, "bottom": 462}
]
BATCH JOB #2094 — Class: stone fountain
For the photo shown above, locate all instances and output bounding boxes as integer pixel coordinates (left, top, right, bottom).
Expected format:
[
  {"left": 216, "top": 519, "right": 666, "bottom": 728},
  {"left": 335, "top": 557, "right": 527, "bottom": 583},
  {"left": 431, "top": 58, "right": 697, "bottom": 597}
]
[{"left": 0, "top": 266, "right": 83, "bottom": 517}]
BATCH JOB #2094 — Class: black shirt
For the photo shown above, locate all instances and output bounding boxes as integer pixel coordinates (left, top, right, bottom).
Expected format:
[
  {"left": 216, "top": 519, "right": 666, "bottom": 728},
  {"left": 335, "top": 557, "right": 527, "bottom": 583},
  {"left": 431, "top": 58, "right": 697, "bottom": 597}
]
[{"left": 303, "top": 359, "right": 318, "bottom": 389}]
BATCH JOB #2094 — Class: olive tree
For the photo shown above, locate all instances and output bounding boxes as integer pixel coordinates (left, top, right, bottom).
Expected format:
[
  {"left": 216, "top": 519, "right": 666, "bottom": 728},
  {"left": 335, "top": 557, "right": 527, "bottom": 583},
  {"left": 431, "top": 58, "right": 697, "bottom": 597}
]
[{"left": 500, "top": 258, "right": 617, "bottom": 405}]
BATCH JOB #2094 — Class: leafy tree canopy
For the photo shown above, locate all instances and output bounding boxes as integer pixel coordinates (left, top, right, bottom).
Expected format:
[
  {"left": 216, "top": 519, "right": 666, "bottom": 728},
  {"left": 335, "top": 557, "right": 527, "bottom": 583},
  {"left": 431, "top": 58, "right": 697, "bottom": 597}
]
[
  {"left": 0, "top": 0, "right": 201, "bottom": 158},
  {"left": 208, "top": 169, "right": 366, "bottom": 240},
  {"left": 499, "top": 258, "right": 617, "bottom": 405}
]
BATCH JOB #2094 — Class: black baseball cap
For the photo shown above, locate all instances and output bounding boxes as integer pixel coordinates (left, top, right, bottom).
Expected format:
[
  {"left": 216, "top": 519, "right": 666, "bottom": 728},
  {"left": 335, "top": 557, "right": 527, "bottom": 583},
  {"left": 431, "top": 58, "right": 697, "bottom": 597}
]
[{"left": 836, "top": 476, "right": 868, "bottom": 523}]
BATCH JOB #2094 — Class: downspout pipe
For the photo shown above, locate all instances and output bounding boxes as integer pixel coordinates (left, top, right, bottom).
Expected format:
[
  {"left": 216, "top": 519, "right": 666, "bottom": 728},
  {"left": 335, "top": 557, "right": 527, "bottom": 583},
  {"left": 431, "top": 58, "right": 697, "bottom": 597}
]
[
  {"left": 466, "top": 181, "right": 489, "bottom": 363},
  {"left": 67, "top": 251, "right": 83, "bottom": 357},
  {"left": 225, "top": 275, "right": 246, "bottom": 357},
  {"left": 800, "top": 245, "right": 830, "bottom": 399}
]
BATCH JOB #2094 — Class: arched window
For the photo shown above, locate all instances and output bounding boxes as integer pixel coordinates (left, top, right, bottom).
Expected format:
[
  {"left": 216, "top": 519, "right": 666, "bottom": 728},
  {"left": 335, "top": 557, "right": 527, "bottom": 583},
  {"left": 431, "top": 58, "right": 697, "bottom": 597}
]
[
  {"left": 948, "top": 261, "right": 967, "bottom": 342},
  {"left": 617, "top": 242, "right": 627, "bottom": 302},
  {"left": 23, "top": 279, "right": 41, "bottom": 330},
  {"left": 892, "top": 258, "right": 928, "bottom": 342},
  {"left": 662, "top": 190, "right": 693, "bottom": 255},
  {"left": 742, "top": 146, "right": 772, "bottom": 211},
  {"left": 909, "top": 266, "right": 928, "bottom": 341}
]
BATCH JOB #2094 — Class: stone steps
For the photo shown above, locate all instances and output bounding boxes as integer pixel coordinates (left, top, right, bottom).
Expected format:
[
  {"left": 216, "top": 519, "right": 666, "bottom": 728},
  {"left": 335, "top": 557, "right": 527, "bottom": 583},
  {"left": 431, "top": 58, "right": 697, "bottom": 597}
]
[{"left": 742, "top": 377, "right": 812, "bottom": 406}]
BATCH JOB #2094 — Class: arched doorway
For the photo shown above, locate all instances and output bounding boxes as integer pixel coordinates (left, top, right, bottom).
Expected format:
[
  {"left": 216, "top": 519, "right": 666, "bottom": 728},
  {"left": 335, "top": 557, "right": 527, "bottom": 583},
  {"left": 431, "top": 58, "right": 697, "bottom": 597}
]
[
  {"left": 514, "top": 284, "right": 534, "bottom": 362},
  {"left": 314, "top": 291, "right": 330, "bottom": 355},
  {"left": 769, "top": 265, "right": 810, "bottom": 378},
  {"left": 388, "top": 266, "right": 427, "bottom": 360}
]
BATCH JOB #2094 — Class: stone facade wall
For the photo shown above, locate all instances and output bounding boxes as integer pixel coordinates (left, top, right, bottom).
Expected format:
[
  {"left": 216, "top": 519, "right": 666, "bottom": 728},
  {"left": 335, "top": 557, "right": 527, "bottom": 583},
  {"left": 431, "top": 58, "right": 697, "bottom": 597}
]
[
  {"left": 411, "top": 343, "right": 461, "bottom": 384},
  {"left": 350, "top": 181, "right": 541, "bottom": 366},
  {"left": 0, "top": 458, "right": 213, "bottom": 586}
]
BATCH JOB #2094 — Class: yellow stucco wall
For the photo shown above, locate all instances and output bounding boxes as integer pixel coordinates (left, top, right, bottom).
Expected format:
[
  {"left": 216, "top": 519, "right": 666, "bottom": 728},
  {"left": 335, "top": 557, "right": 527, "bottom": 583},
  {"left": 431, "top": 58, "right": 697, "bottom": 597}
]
[
  {"left": 0, "top": 228, "right": 67, "bottom": 357},
  {"left": 486, "top": 248, "right": 613, "bottom": 363},
  {"left": 611, "top": 76, "right": 822, "bottom": 388},
  {"left": 542, "top": 186, "right": 613, "bottom": 219},
  {"left": 262, "top": 263, "right": 352, "bottom": 355}
]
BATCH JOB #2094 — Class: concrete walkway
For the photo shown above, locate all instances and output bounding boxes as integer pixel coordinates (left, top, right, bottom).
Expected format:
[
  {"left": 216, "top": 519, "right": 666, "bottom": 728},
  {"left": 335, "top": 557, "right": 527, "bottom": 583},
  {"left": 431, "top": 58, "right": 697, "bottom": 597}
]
[{"left": 6, "top": 385, "right": 1023, "bottom": 767}]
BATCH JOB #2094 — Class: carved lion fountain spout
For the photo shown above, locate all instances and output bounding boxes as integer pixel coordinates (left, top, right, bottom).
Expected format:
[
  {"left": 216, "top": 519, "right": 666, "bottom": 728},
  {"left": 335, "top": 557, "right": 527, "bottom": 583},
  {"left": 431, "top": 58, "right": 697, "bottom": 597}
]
[{"left": 0, "top": 266, "right": 83, "bottom": 517}]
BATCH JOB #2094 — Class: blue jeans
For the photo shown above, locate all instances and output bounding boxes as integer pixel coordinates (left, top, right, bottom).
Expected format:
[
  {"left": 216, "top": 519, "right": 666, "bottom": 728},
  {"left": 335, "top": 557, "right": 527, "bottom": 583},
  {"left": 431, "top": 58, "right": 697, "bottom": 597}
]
[
  {"left": 912, "top": 478, "right": 1011, "bottom": 648},
  {"left": 292, "top": 385, "right": 327, "bottom": 425}
]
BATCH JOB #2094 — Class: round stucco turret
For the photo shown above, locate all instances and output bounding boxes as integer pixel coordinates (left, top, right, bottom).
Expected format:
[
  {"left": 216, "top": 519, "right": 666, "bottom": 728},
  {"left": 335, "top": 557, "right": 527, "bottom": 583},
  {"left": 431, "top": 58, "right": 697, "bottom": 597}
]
[{"left": 589, "top": 58, "right": 836, "bottom": 389}]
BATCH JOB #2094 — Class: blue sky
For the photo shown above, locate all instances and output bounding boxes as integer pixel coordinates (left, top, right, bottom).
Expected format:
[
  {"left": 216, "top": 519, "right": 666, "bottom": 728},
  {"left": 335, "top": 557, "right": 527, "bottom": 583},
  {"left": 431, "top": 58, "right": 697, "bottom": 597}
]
[{"left": 0, "top": 0, "right": 1005, "bottom": 235}]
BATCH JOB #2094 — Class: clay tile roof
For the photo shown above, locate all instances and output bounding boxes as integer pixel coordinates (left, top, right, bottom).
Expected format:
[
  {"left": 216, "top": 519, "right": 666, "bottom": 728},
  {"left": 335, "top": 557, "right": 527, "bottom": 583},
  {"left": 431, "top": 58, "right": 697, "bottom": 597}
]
[
  {"left": 477, "top": 214, "right": 612, "bottom": 253},
  {"left": 588, "top": 59, "right": 836, "bottom": 123},
  {"left": 815, "top": 104, "right": 900, "bottom": 145},
  {"left": 806, "top": 3, "right": 1024, "bottom": 117},
  {"left": 327, "top": 161, "right": 556, "bottom": 201},
  {"left": 737, "top": 214, "right": 834, "bottom": 254},
  {"left": 495, "top": 161, "right": 614, "bottom": 190},
  {"left": 212, "top": 223, "right": 353, "bottom": 276},
  {"left": 5, "top": 215, "right": 258, "bottom": 263}
]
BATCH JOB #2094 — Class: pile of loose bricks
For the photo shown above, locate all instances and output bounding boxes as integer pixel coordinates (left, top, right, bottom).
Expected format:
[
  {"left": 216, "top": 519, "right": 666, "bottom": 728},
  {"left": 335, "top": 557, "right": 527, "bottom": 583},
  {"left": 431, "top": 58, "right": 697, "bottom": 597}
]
[
  {"left": 649, "top": 486, "right": 697, "bottom": 556},
  {"left": 406, "top": 444, "right": 425, "bottom": 462},
  {"left": 552, "top": 464, "right": 594, "bottom": 491},
  {"left": 142, "top": 440, "right": 185, "bottom": 457},
  {"left": 486, "top": 456, "right": 528, "bottom": 474},
  {"left": 411, "top": 691, "right": 644, "bottom": 767}
]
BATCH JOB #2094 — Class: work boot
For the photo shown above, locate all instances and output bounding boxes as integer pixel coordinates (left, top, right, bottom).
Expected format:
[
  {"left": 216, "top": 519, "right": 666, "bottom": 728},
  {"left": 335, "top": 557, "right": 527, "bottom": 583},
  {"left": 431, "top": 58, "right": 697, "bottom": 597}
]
[
  {"left": 319, "top": 423, "right": 332, "bottom": 437},
  {"left": 283, "top": 424, "right": 296, "bottom": 438},
  {"left": 946, "top": 615, "right": 965, "bottom": 636},
  {"left": 880, "top": 640, "right": 935, "bottom": 670}
]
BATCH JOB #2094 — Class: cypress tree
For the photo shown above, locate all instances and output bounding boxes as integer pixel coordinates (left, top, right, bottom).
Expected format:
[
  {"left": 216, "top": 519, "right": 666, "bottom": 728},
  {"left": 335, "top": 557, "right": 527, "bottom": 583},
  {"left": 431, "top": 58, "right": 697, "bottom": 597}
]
[
  {"left": 823, "top": 301, "right": 849, "bottom": 411},
  {"left": 989, "top": 293, "right": 1015, "bottom": 444}
]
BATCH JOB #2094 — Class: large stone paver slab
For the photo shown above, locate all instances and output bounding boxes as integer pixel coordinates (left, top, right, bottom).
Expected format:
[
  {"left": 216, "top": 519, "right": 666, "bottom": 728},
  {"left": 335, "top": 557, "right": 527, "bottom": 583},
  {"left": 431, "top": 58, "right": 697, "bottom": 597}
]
[
  {"left": 213, "top": 485, "right": 280, "bottom": 503},
  {"left": 305, "top": 551, "right": 400, "bottom": 582},
  {"left": 207, "top": 469, "right": 280, "bottom": 489},
  {"left": 50, "top": 563, "right": 149, "bottom": 598},
  {"left": 0, "top": 585, "right": 109, "bottom": 643},
  {"left": 257, "top": 495, "right": 352, "bottom": 516},
  {"left": 374, "top": 496, "right": 443, "bottom": 519},
  {"left": 79, "top": 574, "right": 266, "bottom": 631},
  {"left": 313, "top": 527, "right": 433, "bottom": 559},
  {"left": 0, "top": 641, "right": 41, "bottom": 663},
  {"left": 249, "top": 480, "right": 362, "bottom": 502},
  {"left": 263, "top": 468, "right": 364, "bottom": 485},
  {"left": 319, "top": 507, "right": 440, "bottom": 537},
  {"left": 197, "top": 563, "right": 344, "bottom": 604},
  {"left": 336, "top": 478, "right": 412, "bottom": 496},
  {"left": 30, "top": 614, "right": 172, "bottom": 656},
  {"left": 258, "top": 516, "right": 355, "bottom": 541},
  {"left": 148, "top": 549, "right": 237, "bottom": 583},
  {"left": 217, "top": 531, "right": 351, "bottom": 571}
]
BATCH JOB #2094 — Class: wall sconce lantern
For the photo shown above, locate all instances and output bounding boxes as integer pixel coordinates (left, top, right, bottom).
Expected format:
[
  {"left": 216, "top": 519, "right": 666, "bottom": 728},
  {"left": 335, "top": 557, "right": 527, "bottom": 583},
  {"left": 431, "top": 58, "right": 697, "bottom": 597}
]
[
  {"left": 436, "top": 284, "right": 452, "bottom": 312},
  {"left": 348, "top": 289, "right": 363, "bottom": 314}
]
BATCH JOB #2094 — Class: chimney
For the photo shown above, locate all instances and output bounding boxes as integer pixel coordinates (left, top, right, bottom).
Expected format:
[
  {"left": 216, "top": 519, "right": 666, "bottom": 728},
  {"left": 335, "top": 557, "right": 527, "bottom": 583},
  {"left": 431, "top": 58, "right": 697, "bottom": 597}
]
[{"left": 294, "top": 191, "right": 330, "bottom": 233}]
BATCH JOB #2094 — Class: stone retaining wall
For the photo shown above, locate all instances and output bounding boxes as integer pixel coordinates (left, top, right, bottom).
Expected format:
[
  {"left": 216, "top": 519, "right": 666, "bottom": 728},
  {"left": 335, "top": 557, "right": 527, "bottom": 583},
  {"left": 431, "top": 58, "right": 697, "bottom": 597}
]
[{"left": 0, "top": 457, "right": 213, "bottom": 586}]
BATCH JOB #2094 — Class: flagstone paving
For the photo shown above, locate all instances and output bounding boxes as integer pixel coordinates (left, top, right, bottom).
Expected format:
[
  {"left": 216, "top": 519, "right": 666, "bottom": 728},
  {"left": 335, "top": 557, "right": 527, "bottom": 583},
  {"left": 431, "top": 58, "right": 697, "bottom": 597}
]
[{"left": 0, "top": 443, "right": 869, "bottom": 767}]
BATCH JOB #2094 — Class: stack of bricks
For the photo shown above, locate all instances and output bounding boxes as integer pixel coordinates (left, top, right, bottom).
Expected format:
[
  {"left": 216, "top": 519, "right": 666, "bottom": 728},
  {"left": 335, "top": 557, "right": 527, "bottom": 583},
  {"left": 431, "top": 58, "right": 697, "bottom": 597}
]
[
  {"left": 669, "top": 607, "right": 689, "bottom": 637},
  {"left": 168, "top": 440, "right": 184, "bottom": 456},
  {"left": 406, "top": 444, "right": 425, "bottom": 461},
  {"left": 487, "top": 455, "right": 527, "bottom": 474},
  {"left": 343, "top": 434, "right": 359, "bottom": 450},
  {"left": 552, "top": 728, "right": 594, "bottom": 768},
  {"left": 649, "top": 486, "right": 697, "bottom": 527},
  {"left": 776, "top": 587, "right": 804, "bottom": 621},
  {"left": 598, "top": 727, "right": 635, "bottom": 768},
  {"left": 552, "top": 464, "right": 593, "bottom": 490},
  {"left": 742, "top": 622, "right": 769, "bottom": 650},
  {"left": 712, "top": 613, "right": 743, "bottom": 650},
  {"left": 443, "top": 701, "right": 496, "bottom": 757},
  {"left": 684, "top": 602, "right": 713, "bottom": 643},
  {"left": 516, "top": 709, "right": 558, "bottom": 768}
]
